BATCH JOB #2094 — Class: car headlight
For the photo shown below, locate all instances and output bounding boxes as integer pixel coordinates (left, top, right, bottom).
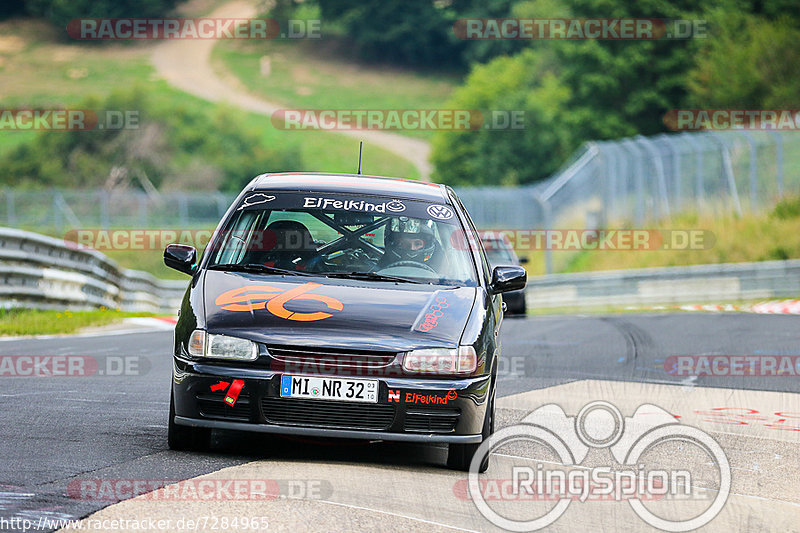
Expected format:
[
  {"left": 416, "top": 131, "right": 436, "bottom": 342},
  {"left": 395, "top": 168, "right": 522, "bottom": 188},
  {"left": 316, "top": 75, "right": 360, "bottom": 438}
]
[
  {"left": 187, "top": 330, "right": 258, "bottom": 361},
  {"left": 402, "top": 346, "right": 477, "bottom": 374}
]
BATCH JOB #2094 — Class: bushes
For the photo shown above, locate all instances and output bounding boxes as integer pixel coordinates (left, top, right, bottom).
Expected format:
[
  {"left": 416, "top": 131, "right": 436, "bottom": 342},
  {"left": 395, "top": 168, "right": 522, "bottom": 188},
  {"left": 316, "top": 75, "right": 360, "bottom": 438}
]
[
  {"left": 431, "top": 49, "right": 573, "bottom": 186},
  {"left": 317, "top": 0, "right": 465, "bottom": 67},
  {"left": 24, "top": 0, "right": 180, "bottom": 31},
  {"left": 0, "top": 89, "right": 302, "bottom": 191}
]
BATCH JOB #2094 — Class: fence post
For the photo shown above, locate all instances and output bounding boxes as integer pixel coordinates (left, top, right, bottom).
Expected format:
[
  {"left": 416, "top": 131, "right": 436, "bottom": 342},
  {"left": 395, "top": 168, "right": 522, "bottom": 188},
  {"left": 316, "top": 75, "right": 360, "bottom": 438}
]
[
  {"left": 668, "top": 136, "right": 682, "bottom": 211},
  {"left": 636, "top": 135, "right": 671, "bottom": 219},
  {"left": 100, "top": 190, "right": 110, "bottom": 229},
  {"left": 532, "top": 192, "right": 552, "bottom": 275},
  {"left": 708, "top": 132, "right": 743, "bottom": 216},
  {"left": 138, "top": 193, "right": 148, "bottom": 226},
  {"left": 599, "top": 142, "right": 616, "bottom": 223},
  {"left": 768, "top": 131, "right": 784, "bottom": 198},
  {"left": 621, "top": 140, "right": 645, "bottom": 225},
  {"left": 739, "top": 131, "right": 758, "bottom": 210}
]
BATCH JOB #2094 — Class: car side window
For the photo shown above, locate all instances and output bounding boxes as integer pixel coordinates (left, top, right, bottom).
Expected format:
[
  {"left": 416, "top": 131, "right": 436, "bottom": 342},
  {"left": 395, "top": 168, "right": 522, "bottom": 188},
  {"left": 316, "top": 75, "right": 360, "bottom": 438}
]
[
  {"left": 212, "top": 209, "right": 263, "bottom": 265},
  {"left": 450, "top": 193, "right": 491, "bottom": 283}
]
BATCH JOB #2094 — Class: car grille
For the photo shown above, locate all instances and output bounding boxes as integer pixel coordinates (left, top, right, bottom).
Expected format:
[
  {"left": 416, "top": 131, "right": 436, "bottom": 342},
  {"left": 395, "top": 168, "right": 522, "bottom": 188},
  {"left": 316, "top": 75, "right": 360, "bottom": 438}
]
[
  {"left": 267, "top": 345, "right": 396, "bottom": 369},
  {"left": 261, "top": 398, "right": 396, "bottom": 430},
  {"left": 197, "top": 394, "right": 251, "bottom": 422},
  {"left": 404, "top": 408, "right": 460, "bottom": 433}
]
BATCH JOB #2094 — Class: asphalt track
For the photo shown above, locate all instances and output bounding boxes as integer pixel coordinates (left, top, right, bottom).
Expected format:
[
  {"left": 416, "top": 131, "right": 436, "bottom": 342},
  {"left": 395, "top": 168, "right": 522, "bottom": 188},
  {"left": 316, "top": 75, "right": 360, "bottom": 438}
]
[{"left": 0, "top": 313, "right": 798, "bottom": 532}]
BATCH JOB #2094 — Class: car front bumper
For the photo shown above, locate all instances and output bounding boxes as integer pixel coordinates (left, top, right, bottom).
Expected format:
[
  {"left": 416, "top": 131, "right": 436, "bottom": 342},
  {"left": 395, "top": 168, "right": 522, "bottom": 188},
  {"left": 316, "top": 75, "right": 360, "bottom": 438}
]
[{"left": 172, "top": 357, "right": 492, "bottom": 444}]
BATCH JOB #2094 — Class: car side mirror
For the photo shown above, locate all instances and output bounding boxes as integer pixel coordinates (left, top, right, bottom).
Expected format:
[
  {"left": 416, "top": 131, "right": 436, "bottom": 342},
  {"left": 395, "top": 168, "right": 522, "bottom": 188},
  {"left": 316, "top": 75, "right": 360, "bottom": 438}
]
[
  {"left": 518, "top": 256, "right": 529, "bottom": 265},
  {"left": 164, "top": 244, "right": 197, "bottom": 275},
  {"left": 490, "top": 265, "right": 527, "bottom": 294}
]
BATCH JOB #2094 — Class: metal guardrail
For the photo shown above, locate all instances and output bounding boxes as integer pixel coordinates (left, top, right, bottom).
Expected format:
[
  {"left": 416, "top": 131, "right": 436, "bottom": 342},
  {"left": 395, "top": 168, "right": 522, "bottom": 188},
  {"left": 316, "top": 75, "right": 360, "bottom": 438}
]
[
  {"left": 2, "top": 227, "right": 798, "bottom": 314},
  {"left": 0, "top": 227, "right": 186, "bottom": 314},
  {"left": 526, "top": 259, "right": 800, "bottom": 309}
]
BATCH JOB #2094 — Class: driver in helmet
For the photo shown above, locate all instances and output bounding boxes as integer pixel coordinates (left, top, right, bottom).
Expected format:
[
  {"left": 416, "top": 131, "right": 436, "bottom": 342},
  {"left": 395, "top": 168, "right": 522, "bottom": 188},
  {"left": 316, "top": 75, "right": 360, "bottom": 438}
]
[{"left": 379, "top": 216, "right": 443, "bottom": 271}]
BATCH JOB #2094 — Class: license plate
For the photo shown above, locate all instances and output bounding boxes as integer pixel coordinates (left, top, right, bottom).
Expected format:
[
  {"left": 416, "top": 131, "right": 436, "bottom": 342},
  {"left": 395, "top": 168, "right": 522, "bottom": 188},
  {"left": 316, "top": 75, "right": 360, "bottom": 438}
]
[{"left": 280, "top": 375, "right": 378, "bottom": 403}]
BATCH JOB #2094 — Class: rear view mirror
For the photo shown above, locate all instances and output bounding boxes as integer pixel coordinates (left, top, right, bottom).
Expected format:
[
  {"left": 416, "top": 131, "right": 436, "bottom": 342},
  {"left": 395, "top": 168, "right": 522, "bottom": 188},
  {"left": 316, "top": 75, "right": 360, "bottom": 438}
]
[
  {"left": 164, "top": 244, "right": 197, "bottom": 275},
  {"left": 489, "top": 265, "right": 527, "bottom": 294},
  {"left": 334, "top": 212, "right": 374, "bottom": 227}
]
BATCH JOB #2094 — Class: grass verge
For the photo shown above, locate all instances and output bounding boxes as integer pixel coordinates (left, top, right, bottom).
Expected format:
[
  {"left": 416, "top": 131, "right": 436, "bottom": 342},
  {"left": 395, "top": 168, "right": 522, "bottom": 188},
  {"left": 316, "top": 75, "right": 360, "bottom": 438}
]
[
  {"left": 212, "top": 39, "right": 460, "bottom": 141},
  {"left": 517, "top": 197, "right": 800, "bottom": 276},
  {"left": 0, "top": 308, "right": 154, "bottom": 336}
]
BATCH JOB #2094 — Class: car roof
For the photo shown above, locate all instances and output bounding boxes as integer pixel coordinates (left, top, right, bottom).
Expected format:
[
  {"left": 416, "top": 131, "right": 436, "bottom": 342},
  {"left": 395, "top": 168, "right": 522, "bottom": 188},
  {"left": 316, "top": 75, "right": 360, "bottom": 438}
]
[
  {"left": 249, "top": 172, "right": 449, "bottom": 203},
  {"left": 480, "top": 232, "right": 516, "bottom": 251}
]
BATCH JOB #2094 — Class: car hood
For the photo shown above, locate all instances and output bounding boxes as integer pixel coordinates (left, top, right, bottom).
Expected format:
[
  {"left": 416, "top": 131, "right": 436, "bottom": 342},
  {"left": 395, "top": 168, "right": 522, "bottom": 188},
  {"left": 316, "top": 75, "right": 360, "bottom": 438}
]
[{"left": 202, "top": 270, "right": 477, "bottom": 352}]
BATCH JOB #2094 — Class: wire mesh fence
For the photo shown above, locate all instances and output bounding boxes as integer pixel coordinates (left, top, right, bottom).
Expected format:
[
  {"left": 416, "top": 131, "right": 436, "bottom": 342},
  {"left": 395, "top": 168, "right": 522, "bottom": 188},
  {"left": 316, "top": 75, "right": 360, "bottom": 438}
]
[{"left": 1, "top": 129, "right": 798, "bottom": 272}]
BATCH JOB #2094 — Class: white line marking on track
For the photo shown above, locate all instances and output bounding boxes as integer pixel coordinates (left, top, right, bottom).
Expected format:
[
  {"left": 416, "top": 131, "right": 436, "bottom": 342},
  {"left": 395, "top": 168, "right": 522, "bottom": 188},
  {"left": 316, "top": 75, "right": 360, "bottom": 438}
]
[
  {"left": 315, "top": 499, "right": 482, "bottom": 532},
  {"left": 0, "top": 391, "right": 76, "bottom": 397}
]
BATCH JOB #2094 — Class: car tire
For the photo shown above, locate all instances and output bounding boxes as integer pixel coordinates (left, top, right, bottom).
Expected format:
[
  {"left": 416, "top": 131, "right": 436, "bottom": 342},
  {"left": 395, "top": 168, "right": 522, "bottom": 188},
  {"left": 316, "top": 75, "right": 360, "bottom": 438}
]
[
  {"left": 447, "top": 388, "right": 495, "bottom": 472},
  {"left": 514, "top": 298, "right": 526, "bottom": 315},
  {"left": 168, "top": 391, "right": 211, "bottom": 452}
]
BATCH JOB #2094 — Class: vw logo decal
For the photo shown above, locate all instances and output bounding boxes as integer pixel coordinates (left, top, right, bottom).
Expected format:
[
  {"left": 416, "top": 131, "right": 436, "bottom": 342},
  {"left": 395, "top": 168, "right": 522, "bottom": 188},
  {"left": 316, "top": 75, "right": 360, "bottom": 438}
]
[{"left": 427, "top": 204, "right": 454, "bottom": 220}]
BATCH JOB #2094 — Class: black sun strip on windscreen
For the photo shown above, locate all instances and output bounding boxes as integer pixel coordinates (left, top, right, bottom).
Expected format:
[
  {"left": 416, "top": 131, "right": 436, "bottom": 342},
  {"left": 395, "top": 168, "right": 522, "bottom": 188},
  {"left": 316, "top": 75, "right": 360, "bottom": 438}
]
[{"left": 237, "top": 192, "right": 459, "bottom": 224}]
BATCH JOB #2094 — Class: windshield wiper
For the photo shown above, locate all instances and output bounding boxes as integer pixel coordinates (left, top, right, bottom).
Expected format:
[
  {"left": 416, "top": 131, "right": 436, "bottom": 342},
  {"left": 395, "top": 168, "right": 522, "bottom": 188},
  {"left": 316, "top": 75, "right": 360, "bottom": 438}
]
[
  {"left": 207, "top": 263, "right": 316, "bottom": 276},
  {"left": 324, "top": 271, "right": 426, "bottom": 284}
]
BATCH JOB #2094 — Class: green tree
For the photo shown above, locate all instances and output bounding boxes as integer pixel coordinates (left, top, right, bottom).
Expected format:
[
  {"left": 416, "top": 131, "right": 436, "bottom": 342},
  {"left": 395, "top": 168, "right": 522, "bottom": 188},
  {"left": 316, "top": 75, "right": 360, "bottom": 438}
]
[
  {"left": 433, "top": 0, "right": 703, "bottom": 186},
  {"left": 688, "top": 9, "right": 800, "bottom": 108},
  {"left": 25, "top": 0, "right": 180, "bottom": 34},
  {"left": 432, "top": 49, "right": 572, "bottom": 185},
  {"left": 316, "top": 0, "right": 466, "bottom": 66},
  {"left": 0, "top": 0, "right": 25, "bottom": 19}
]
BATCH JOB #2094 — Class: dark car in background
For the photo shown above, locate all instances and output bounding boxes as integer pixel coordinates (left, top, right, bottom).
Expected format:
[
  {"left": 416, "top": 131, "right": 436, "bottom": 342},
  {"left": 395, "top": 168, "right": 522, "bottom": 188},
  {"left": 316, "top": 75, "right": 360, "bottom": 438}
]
[
  {"left": 480, "top": 232, "right": 527, "bottom": 315},
  {"left": 164, "top": 173, "right": 527, "bottom": 471}
]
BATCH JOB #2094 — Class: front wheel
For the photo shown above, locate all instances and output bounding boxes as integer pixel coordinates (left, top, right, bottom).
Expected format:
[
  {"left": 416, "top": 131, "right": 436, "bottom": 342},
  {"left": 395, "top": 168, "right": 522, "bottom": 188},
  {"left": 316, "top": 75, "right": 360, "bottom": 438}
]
[
  {"left": 168, "top": 390, "right": 211, "bottom": 451},
  {"left": 447, "top": 390, "right": 495, "bottom": 472}
]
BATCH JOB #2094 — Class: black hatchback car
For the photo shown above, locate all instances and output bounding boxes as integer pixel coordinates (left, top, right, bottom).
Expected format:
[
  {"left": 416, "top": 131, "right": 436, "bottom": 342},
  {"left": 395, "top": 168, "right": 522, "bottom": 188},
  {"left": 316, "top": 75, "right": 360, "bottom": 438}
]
[
  {"left": 480, "top": 231, "right": 528, "bottom": 315},
  {"left": 164, "top": 173, "right": 526, "bottom": 471}
]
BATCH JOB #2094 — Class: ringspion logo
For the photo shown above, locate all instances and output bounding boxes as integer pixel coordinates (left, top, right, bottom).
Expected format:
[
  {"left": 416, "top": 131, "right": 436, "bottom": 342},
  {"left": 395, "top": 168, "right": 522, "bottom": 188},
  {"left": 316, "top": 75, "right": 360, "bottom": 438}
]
[{"left": 466, "top": 401, "right": 730, "bottom": 531}]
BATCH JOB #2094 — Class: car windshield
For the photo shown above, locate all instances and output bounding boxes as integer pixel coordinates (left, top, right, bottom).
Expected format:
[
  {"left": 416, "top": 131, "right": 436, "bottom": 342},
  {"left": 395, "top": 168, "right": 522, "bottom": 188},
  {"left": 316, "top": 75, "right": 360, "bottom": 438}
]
[{"left": 206, "top": 191, "right": 479, "bottom": 286}]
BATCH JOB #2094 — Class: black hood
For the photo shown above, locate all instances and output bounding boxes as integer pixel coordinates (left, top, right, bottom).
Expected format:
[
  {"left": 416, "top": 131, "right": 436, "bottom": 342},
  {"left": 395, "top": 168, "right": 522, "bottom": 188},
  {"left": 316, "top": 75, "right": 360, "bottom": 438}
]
[{"left": 202, "top": 270, "right": 477, "bottom": 352}]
